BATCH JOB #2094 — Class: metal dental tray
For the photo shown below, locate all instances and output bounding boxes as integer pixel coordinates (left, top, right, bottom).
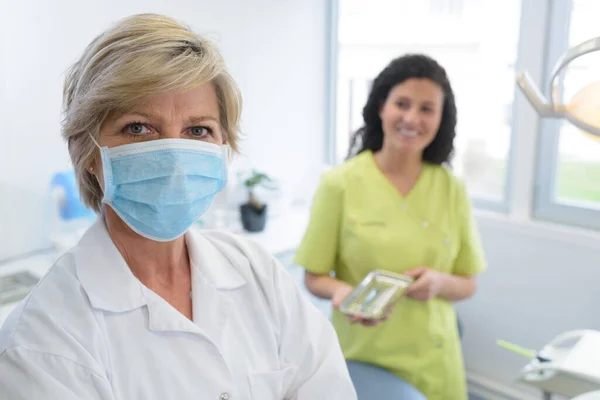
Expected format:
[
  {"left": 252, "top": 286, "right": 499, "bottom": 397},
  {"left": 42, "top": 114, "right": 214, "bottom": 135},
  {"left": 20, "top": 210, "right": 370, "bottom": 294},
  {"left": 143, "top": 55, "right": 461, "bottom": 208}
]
[{"left": 339, "top": 270, "right": 413, "bottom": 320}]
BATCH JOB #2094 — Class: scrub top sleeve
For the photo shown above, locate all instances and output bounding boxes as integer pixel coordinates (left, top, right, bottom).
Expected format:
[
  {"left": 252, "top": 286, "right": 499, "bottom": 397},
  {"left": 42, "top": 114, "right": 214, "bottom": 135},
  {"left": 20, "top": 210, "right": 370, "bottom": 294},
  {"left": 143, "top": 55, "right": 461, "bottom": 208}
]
[
  {"left": 452, "top": 180, "right": 487, "bottom": 277},
  {"left": 0, "top": 347, "right": 114, "bottom": 400},
  {"left": 294, "top": 171, "right": 343, "bottom": 275},
  {"left": 271, "top": 258, "right": 357, "bottom": 400}
]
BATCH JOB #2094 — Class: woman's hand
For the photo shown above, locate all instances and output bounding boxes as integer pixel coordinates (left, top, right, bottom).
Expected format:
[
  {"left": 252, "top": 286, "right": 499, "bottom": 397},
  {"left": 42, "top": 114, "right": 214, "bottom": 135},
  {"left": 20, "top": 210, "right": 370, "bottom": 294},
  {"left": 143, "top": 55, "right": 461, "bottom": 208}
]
[
  {"left": 332, "top": 282, "right": 388, "bottom": 327},
  {"left": 331, "top": 282, "right": 354, "bottom": 310},
  {"left": 404, "top": 267, "right": 446, "bottom": 301}
]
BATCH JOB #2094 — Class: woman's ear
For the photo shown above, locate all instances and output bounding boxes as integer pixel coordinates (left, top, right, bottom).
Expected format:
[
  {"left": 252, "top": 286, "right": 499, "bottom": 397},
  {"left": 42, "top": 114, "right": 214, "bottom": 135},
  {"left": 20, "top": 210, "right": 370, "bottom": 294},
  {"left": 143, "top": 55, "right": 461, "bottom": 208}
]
[{"left": 88, "top": 157, "right": 105, "bottom": 190}]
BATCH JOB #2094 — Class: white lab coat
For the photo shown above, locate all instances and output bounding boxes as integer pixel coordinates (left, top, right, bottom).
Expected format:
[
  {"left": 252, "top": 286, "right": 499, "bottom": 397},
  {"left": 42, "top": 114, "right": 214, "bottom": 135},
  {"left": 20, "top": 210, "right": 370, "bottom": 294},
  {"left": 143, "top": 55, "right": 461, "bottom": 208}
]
[{"left": 0, "top": 220, "right": 356, "bottom": 400}]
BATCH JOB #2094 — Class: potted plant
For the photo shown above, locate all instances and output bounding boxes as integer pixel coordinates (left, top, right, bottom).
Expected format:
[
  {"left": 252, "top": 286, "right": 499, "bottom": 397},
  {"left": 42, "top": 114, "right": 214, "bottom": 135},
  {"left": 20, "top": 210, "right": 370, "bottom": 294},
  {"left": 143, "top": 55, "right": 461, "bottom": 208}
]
[{"left": 240, "top": 170, "right": 276, "bottom": 232}]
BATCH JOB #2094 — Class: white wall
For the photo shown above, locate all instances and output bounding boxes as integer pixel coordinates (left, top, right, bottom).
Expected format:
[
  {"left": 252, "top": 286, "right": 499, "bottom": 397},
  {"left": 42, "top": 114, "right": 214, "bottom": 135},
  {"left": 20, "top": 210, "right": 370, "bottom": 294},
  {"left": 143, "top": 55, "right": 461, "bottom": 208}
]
[
  {"left": 0, "top": 0, "right": 328, "bottom": 261},
  {"left": 459, "top": 213, "right": 600, "bottom": 399}
]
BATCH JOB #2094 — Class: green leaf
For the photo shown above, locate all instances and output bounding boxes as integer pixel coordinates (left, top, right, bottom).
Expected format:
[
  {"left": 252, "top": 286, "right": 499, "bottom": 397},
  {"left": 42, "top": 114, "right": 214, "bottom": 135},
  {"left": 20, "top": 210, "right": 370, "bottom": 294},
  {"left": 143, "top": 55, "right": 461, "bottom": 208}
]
[{"left": 243, "top": 169, "right": 276, "bottom": 190}]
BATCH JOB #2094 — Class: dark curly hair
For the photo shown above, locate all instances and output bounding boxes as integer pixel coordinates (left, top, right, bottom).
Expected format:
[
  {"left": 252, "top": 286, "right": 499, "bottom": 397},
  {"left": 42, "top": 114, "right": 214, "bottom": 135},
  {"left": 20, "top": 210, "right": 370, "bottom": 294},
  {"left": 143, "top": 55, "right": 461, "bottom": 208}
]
[{"left": 347, "top": 53, "right": 457, "bottom": 165}]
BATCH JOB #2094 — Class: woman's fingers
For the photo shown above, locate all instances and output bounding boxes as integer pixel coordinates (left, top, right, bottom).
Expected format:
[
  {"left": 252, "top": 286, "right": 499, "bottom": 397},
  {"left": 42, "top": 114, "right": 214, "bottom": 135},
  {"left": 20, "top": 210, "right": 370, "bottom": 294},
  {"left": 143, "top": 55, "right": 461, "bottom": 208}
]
[
  {"left": 361, "top": 319, "right": 380, "bottom": 327},
  {"left": 405, "top": 270, "right": 432, "bottom": 295},
  {"left": 403, "top": 266, "right": 427, "bottom": 279},
  {"left": 344, "top": 313, "right": 387, "bottom": 327}
]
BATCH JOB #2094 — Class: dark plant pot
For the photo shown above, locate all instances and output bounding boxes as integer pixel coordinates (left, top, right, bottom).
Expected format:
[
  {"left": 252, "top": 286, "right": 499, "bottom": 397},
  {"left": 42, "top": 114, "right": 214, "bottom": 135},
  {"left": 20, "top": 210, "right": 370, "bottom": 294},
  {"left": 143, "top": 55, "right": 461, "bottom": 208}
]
[{"left": 240, "top": 203, "right": 267, "bottom": 232}]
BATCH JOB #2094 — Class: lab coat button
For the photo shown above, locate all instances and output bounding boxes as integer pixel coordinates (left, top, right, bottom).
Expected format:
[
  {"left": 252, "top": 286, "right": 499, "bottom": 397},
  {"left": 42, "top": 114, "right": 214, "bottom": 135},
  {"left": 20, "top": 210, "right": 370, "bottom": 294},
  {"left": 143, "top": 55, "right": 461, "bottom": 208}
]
[
  {"left": 422, "top": 221, "right": 429, "bottom": 228},
  {"left": 219, "top": 393, "right": 230, "bottom": 400},
  {"left": 401, "top": 204, "right": 407, "bottom": 210},
  {"left": 444, "top": 238, "right": 451, "bottom": 246}
]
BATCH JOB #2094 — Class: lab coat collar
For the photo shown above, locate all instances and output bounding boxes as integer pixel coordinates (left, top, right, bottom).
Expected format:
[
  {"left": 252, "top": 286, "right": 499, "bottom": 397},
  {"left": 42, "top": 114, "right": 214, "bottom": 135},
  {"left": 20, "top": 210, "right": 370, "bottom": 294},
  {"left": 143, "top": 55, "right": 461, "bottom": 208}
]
[
  {"left": 74, "top": 219, "right": 146, "bottom": 313},
  {"left": 185, "top": 228, "right": 247, "bottom": 342},
  {"left": 75, "top": 220, "right": 247, "bottom": 314},
  {"left": 185, "top": 227, "right": 247, "bottom": 290}
]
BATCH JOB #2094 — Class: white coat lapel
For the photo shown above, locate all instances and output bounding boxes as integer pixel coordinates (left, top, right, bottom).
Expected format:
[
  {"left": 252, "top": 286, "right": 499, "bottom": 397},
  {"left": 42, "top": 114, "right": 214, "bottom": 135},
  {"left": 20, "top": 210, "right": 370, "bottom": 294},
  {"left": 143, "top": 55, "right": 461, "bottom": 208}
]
[{"left": 186, "top": 228, "right": 247, "bottom": 346}]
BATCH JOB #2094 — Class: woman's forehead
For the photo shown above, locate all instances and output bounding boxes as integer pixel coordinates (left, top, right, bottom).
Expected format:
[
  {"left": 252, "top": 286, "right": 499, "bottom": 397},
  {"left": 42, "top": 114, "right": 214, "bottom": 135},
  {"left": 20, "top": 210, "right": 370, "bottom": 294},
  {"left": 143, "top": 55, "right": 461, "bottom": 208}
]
[{"left": 108, "top": 84, "right": 220, "bottom": 123}]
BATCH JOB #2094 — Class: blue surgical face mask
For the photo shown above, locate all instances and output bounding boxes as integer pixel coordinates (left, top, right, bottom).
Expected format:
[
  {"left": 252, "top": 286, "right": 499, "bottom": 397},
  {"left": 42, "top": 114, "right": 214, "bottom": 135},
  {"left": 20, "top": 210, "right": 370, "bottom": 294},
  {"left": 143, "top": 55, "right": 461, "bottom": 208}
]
[{"left": 94, "top": 138, "right": 227, "bottom": 241}]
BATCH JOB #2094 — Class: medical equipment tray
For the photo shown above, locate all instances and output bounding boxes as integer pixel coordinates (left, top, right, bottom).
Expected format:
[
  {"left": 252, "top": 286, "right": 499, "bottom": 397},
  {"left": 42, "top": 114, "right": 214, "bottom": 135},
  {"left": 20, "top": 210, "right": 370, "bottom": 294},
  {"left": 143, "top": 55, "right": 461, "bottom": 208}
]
[{"left": 339, "top": 270, "right": 413, "bottom": 320}]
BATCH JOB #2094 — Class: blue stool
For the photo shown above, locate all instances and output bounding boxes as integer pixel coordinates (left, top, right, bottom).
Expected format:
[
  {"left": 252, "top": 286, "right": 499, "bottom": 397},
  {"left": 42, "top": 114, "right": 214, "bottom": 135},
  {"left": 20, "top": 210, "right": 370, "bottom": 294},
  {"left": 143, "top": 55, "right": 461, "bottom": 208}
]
[{"left": 347, "top": 361, "right": 427, "bottom": 399}]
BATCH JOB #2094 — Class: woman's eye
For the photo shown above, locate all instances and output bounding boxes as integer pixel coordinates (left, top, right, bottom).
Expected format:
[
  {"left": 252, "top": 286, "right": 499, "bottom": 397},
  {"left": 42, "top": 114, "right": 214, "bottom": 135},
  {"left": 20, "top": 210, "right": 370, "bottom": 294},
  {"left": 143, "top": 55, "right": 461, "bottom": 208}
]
[
  {"left": 122, "top": 123, "right": 149, "bottom": 136},
  {"left": 396, "top": 101, "right": 408, "bottom": 109},
  {"left": 190, "top": 126, "right": 211, "bottom": 137}
]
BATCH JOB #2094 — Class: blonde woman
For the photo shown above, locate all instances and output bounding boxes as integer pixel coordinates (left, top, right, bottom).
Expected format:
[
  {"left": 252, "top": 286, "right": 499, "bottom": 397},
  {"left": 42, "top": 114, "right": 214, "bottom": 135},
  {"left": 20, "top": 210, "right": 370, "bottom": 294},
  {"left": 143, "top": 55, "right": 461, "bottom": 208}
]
[{"left": 0, "top": 14, "right": 356, "bottom": 400}]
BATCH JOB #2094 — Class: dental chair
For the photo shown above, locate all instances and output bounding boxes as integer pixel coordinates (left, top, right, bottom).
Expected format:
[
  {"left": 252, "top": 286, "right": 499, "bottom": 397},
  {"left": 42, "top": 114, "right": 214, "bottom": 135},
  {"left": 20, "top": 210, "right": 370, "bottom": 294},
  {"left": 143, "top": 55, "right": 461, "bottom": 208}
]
[{"left": 346, "top": 361, "right": 427, "bottom": 400}]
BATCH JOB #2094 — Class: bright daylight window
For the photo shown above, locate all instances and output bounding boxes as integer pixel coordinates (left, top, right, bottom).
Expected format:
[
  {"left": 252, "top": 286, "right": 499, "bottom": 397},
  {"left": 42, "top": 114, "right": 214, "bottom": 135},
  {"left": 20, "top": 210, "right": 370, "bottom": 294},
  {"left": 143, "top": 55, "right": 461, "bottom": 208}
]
[
  {"left": 554, "top": 0, "right": 600, "bottom": 207},
  {"left": 532, "top": 0, "right": 600, "bottom": 230},
  {"left": 334, "top": 0, "right": 522, "bottom": 207}
]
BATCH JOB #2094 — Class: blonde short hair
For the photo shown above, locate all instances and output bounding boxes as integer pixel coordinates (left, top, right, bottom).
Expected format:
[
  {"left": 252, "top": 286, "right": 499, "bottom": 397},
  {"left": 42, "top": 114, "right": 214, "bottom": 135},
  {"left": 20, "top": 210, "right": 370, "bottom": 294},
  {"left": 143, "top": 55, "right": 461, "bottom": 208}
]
[{"left": 62, "top": 13, "right": 242, "bottom": 212}]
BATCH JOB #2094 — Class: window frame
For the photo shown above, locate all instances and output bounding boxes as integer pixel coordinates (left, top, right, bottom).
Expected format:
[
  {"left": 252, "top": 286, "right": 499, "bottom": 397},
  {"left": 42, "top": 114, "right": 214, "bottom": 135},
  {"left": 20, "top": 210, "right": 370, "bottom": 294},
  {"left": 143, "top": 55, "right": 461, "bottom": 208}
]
[
  {"left": 324, "top": 0, "right": 340, "bottom": 165},
  {"left": 532, "top": 0, "right": 600, "bottom": 230}
]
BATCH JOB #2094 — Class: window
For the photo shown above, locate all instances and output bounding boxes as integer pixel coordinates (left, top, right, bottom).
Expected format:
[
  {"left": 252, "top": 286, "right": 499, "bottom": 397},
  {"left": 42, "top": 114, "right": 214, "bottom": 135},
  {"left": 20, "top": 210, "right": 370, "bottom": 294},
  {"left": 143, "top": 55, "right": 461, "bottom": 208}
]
[
  {"left": 332, "top": 0, "right": 522, "bottom": 208},
  {"left": 534, "top": 0, "right": 600, "bottom": 229},
  {"left": 327, "top": 0, "right": 600, "bottom": 231}
]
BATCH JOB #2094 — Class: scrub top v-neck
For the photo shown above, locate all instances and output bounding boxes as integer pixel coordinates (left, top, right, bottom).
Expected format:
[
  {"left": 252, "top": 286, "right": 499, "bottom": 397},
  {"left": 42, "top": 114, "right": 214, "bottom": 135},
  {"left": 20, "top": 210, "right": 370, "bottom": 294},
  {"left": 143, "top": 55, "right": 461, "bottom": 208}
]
[{"left": 294, "top": 150, "right": 486, "bottom": 400}]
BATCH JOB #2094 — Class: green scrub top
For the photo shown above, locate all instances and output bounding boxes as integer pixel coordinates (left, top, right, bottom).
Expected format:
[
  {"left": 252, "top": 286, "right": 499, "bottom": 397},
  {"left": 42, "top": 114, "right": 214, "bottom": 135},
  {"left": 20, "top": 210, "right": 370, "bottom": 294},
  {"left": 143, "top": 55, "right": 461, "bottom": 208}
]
[{"left": 294, "top": 150, "right": 486, "bottom": 400}]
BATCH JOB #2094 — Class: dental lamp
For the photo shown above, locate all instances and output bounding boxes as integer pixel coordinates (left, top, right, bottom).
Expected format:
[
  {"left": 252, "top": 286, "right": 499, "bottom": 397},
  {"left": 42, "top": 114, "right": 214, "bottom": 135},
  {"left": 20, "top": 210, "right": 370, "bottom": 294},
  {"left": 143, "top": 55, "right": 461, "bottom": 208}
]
[
  {"left": 517, "top": 36, "right": 600, "bottom": 139},
  {"left": 514, "top": 37, "right": 600, "bottom": 400}
]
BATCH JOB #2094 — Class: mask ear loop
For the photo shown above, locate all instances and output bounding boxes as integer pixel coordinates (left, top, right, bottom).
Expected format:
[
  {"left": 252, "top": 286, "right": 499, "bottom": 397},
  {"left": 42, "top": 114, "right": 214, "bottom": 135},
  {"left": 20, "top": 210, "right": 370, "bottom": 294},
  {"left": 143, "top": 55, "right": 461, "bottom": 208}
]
[
  {"left": 87, "top": 133, "right": 101, "bottom": 174},
  {"left": 88, "top": 133, "right": 101, "bottom": 149},
  {"left": 87, "top": 133, "right": 114, "bottom": 202},
  {"left": 87, "top": 133, "right": 102, "bottom": 175}
]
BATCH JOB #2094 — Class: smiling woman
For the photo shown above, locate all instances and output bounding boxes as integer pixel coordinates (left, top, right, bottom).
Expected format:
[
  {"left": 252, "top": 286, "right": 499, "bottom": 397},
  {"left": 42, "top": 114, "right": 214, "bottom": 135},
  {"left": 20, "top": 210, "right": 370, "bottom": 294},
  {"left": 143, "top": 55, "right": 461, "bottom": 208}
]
[
  {"left": 295, "top": 53, "right": 485, "bottom": 400},
  {"left": 377, "top": 78, "right": 445, "bottom": 158},
  {"left": 0, "top": 13, "right": 356, "bottom": 400},
  {"left": 348, "top": 54, "right": 456, "bottom": 165}
]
